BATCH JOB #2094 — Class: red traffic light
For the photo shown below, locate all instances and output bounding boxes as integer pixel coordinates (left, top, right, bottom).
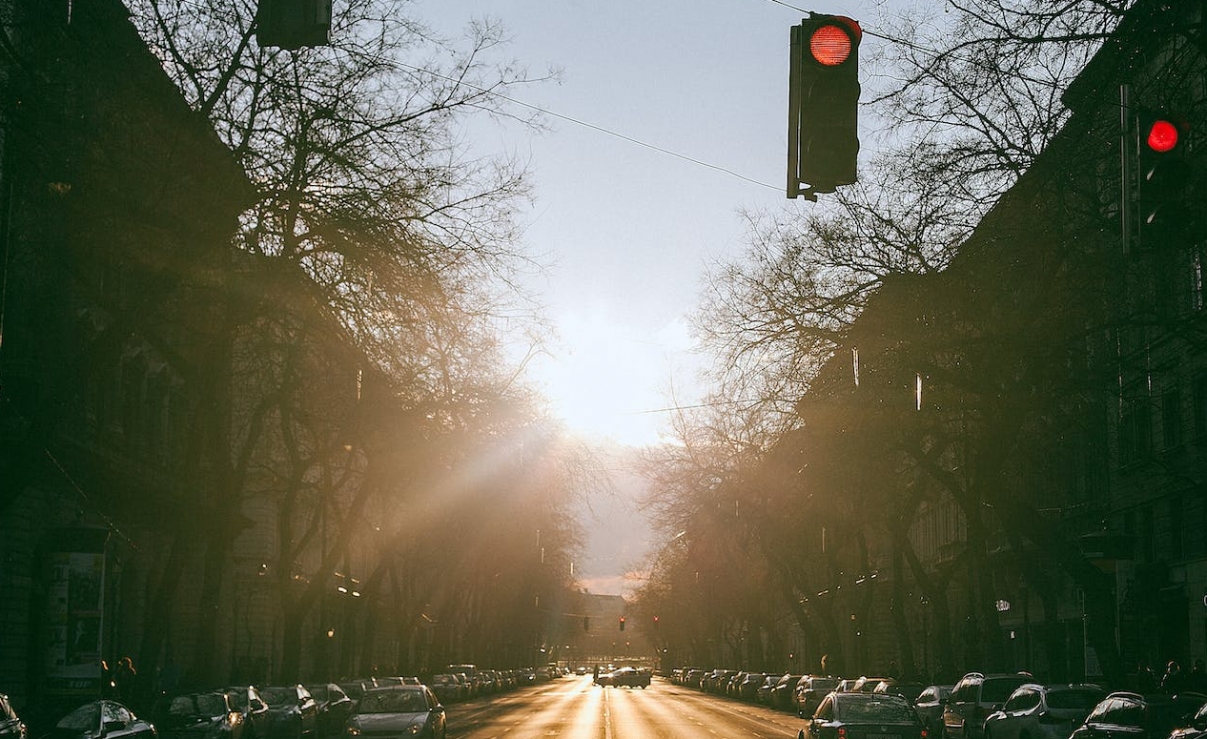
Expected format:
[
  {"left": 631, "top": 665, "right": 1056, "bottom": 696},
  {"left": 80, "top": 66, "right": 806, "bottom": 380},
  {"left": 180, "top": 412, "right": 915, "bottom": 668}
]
[
  {"left": 1146, "top": 119, "right": 1179, "bottom": 153},
  {"left": 808, "top": 18, "right": 860, "bottom": 66}
]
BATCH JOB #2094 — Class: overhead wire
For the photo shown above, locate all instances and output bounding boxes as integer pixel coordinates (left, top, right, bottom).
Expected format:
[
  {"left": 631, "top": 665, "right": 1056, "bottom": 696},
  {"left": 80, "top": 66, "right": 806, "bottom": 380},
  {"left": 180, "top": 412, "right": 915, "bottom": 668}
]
[{"left": 383, "top": 57, "right": 783, "bottom": 193}]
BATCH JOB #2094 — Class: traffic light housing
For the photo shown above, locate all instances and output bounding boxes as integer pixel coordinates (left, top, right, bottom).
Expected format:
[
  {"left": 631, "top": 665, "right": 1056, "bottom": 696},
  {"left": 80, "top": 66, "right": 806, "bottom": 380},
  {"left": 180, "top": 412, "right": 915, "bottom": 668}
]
[
  {"left": 787, "top": 14, "right": 861, "bottom": 198},
  {"left": 256, "top": 0, "right": 332, "bottom": 49},
  {"left": 1135, "top": 113, "right": 1190, "bottom": 245},
  {"left": 619, "top": 616, "right": 626, "bottom": 631}
]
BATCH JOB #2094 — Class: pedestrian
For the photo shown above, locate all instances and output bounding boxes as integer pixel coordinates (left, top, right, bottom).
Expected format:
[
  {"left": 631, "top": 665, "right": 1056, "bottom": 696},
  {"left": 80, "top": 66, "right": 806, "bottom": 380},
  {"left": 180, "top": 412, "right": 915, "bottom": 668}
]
[
  {"left": 113, "top": 656, "right": 137, "bottom": 703},
  {"left": 1160, "top": 660, "right": 1184, "bottom": 694},
  {"left": 1187, "top": 660, "right": 1207, "bottom": 692}
]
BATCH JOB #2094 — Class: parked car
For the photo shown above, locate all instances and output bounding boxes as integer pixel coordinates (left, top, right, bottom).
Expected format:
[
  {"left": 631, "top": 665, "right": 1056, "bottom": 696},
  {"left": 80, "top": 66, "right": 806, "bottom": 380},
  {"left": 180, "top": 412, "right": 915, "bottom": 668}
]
[
  {"left": 259, "top": 686, "right": 318, "bottom": 739},
  {"left": 334, "top": 682, "right": 374, "bottom": 712},
  {"left": 427, "top": 676, "right": 461, "bottom": 706},
  {"left": 852, "top": 677, "right": 893, "bottom": 693},
  {"left": 303, "top": 685, "right": 352, "bottom": 738},
  {"left": 799, "top": 691, "right": 926, "bottom": 739},
  {"left": 153, "top": 692, "right": 243, "bottom": 739},
  {"left": 983, "top": 683, "right": 1105, "bottom": 739},
  {"left": 224, "top": 687, "right": 270, "bottom": 739},
  {"left": 738, "top": 673, "right": 768, "bottom": 701},
  {"left": 1068, "top": 691, "right": 1207, "bottom": 739},
  {"left": 757, "top": 675, "right": 782, "bottom": 705},
  {"left": 343, "top": 686, "right": 444, "bottom": 739},
  {"left": 796, "top": 676, "right": 842, "bottom": 718},
  {"left": 914, "top": 685, "right": 954, "bottom": 738},
  {"left": 774, "top": 675, "right": 804, "bottom": 712},
  {"left": 875, "top": 680, "right": 928, "bottom": 702},
  {"left": 52, "top": 701, "right": 156, "bottom": 739},
  {"left": 1170, "top": 696, "right": 1207, "bottom": 739},
  {"left": 0, "top": 695, "right": 27, "bottom": 739},
  {"left": 943, "top": 673, "right": 1033, "bottom": 739}
]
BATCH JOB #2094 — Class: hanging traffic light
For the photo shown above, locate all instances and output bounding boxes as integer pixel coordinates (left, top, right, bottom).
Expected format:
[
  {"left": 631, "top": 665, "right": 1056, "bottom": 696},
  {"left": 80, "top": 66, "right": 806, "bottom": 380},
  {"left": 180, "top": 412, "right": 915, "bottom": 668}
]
[
  {"left": 1135, "top": 112, "right": 1190, "bottom": 246},
  {"left": 787, "top": 14, "right": 861, "bottom": 198},
  {"left": 583, "top": 616, "right": 590, "bottom": 631},
  {"left": 619, "top": 616, "right": 626, "bottom": 631}
]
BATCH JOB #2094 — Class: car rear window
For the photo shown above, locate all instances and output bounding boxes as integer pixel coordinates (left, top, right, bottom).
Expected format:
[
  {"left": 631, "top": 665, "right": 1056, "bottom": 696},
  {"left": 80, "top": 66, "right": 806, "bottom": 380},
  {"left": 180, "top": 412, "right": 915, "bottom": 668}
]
[{"left": 840, "top": 697, "right": 915, "bottom": 722}]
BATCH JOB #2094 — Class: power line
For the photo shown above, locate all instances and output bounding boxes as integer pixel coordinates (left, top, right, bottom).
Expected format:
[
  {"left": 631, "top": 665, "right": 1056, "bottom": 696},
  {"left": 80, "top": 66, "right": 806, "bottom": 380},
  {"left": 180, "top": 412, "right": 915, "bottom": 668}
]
[{"left": 386, "top": 58, "right": 782, "bottom": 193}]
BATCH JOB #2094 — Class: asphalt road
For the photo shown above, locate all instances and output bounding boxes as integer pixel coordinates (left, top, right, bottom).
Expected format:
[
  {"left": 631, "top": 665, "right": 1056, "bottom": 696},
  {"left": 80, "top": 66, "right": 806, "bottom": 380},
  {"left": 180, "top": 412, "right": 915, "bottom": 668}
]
[{"left": 449, "top": 676, "right": 802, "bottom": 739}]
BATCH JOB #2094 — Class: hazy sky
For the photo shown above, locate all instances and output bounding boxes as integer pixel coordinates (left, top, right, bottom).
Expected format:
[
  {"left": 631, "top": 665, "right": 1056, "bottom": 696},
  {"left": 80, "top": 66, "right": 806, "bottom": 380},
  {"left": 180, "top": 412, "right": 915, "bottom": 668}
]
[
  {"left": 413, "top": 0, "right": 895, "bottom": 592},
  {"left": 417, "top": 0, "right": 891, "bottom": 448}
]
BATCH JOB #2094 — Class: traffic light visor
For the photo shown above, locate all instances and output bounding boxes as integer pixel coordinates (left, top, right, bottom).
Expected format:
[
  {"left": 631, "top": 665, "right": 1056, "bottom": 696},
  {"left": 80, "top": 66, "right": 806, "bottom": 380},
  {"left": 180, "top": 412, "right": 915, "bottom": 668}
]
[
  {"left": 1147, "top": 119, "right": 1179, "bottom": 153},
  {"left": 809, "top": 24, "right": 852, "bottom": 66}
]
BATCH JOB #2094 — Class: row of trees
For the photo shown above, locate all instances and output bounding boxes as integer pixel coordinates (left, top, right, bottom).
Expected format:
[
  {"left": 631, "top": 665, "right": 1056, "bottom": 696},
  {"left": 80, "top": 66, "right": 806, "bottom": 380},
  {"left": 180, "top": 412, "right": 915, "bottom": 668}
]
[
  {"left": 112, "top": 0, "right": 603, "bottom": 685},
  {"left": 630, "top": 0, "right": 1176, "bottom": 684}
]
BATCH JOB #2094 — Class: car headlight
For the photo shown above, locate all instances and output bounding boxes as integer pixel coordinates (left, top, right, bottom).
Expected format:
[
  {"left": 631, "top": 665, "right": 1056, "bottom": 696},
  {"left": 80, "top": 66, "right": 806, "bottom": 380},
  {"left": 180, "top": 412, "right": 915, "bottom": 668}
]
[
  {"left": 345, "top": 728, "right": 360, "bottom": 737},
  {"left": 407, "top": 727, "right": 422, "bottom": 735}
]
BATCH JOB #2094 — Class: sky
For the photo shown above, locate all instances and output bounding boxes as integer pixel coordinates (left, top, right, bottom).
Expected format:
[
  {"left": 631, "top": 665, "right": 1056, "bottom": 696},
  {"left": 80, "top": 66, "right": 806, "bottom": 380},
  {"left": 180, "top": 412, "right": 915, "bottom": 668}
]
[
  {"left": 417, "top": 0, "right": 895, "bottom": 446},
  {"left": 414, "top": 0, "right": 897, "bottom": 592}
]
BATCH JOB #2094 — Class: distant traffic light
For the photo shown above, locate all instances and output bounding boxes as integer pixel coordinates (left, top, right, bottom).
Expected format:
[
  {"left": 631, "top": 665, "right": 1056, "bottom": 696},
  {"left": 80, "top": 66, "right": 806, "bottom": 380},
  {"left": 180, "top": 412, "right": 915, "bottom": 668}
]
[
  {"left": 583, "top": 616, "right": 590, "bottom": 632},
  {"left": 256, "top": 0, "right": 332, "bottom": 49},
  {"left": 787, "top": 14, "right": 861, "bottom": 198},
  {"left": 1135, "top": 113, "right": 1190, "bottom": 245},
  {"left": 619, "top": 616, "right": 626, "bottom": 631}
]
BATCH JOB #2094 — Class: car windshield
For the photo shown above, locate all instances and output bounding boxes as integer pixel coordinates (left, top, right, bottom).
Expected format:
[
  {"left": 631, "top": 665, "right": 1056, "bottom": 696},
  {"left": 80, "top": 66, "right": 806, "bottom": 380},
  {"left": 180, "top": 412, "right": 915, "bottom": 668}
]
[
  {"left": 58, "top": 704, "right": 99, "bottom": 731},
  {"left": 308, "top": 686, "right": 329, "bottom": 701},
  {"left": 814, "top": 679, "right": 841, "bottom": 692},
  {"left": 356, "top": 691, "right": 426, "bottom": 714},
  {"left": 260, "top": 688, "right": 298, "bottom": 707},
  {"left": 839, "top": 698, "right": 915, "bottom": 722}
]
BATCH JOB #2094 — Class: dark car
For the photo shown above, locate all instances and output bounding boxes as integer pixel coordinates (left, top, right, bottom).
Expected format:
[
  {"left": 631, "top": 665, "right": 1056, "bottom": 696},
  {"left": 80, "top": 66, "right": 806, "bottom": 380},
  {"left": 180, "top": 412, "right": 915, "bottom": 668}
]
[
  {"left": 153, "top": 692, "right": 243, "bottom": 739},
  {"left": 344, "top": 687, "right": 444, "bottom": 739},
  {"left": 774, "top": 675, "right": 804, "bottom": 711},
  {"left": 259, "top": 686, "right": 318, "bottom": 739},
  {"left": 0, "top": 695, "right": 27, "bottom": 739},
  {"left": 303, "top": 685, "right": 352, "bottom": 738},
  {"left": 224, "top": 687, "right": 271, "bottom": 739},
  {"left": 943, "top": 673, "right": 1033, "bottom": 739},
  {"left": 914, "top": 685, "right": 954, "bottom": 738},
  {"left": 1069, "top": 691, "right": 1207, "bottom": 739},
  {"left": 875, "top": 681, "right": 928, "bottom": 703},
  {"left": 1170, "top": 695, "right": 1207, "bottom": 739},
  {"left": 984, "top": 683, "right": 1105, "bottom": 739},
  {"left": 333, "top": 683, "right": 369, "bottom": 713},
  {"left": 799, "top": 691, "right": 926, "bottom": 739},
  {"left": 427, "top": 676, "right": 461, "bottom": 706},
  {"left": 796, "top": 676, "right": 842, "bottom": 718},
  {"left": 52, "top": 701, "right": 156, "bottom": 739}
]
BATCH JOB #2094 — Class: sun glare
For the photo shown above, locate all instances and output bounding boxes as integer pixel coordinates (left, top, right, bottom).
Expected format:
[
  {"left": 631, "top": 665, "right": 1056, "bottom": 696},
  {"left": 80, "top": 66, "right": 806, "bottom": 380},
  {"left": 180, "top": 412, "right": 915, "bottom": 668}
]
[{"left": 530, "top": 311, "right": 693, "bottom": 448}]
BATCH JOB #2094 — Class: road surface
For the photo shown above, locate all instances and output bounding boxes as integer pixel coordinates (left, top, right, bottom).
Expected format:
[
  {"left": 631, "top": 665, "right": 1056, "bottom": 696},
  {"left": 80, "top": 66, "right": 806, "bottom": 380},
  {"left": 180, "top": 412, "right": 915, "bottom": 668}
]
[{"left": 449, "top": 675, "right": 801, "bottom": 739}]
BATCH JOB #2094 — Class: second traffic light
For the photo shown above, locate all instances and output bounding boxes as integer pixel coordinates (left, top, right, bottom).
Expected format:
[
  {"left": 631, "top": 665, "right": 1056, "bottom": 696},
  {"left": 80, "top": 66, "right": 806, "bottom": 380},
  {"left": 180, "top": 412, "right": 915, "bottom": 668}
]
[
  {"left": 787, "top": 14, "right": 861, "bottom": 198},
  {"left": 619, "top": 616, "right": 626, "bottom": 631}
]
